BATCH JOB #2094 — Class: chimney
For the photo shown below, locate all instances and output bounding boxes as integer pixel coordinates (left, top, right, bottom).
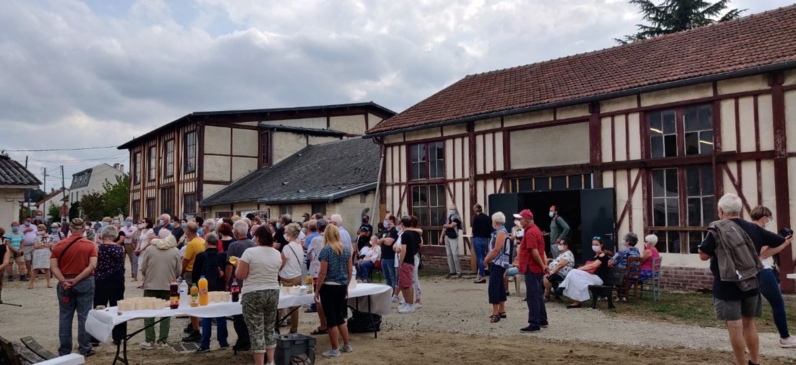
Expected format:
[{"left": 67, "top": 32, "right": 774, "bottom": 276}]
[
  {"left": 113, "top": 163, "right": 119, "bottom": 170},
  {"left": 119, "top": 164, "right": 124, "bottom": 172}
]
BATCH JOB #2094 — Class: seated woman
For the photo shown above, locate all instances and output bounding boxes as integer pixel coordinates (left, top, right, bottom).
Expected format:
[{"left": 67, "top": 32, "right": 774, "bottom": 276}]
[
  {"left": 544, "top": 237, "right": 575, "bottom": 301},
  {"left": 558, "top": 237, "right": 611, "bottom": 309},
  {"left": 609, "top": 232, "right": 641, "bottom": 270},
  {"left": 640, "top": 234, "right": 661, "bottom": 282},
  {"left": 357, "top": 236, "right": 381, "bottom": 282}
]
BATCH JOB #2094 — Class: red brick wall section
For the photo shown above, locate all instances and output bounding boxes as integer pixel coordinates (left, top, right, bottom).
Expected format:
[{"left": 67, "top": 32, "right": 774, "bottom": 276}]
[
  {"left": 659, "top": 266, "right": 713, "bottom": 292},
  {"left": 420, "top": 255, "right": 472, "bottom": 274}
]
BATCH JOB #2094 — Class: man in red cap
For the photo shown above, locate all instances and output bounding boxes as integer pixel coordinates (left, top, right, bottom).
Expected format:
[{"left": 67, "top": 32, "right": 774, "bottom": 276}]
[{"left": 513, "top": 209, "right": 549, "bottom": 333}]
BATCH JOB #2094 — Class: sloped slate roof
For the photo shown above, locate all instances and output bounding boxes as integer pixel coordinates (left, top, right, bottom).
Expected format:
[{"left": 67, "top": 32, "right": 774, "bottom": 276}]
[
  {"left": 200, "top": 138, "right": 379, "bottom": 206},
  {"left": 367, "top": 4, "right": 796, "bottom": 135},
  {"left": 0, "top": 155, "right": 41, "bottom": 186}
]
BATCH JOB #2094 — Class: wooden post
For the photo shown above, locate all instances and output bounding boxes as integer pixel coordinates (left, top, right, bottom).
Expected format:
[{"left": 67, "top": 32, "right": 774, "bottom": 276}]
[
  {"left": 770, "top": 72, "right": 793, "bottom": 292},
  {"left": 589, "top": 102, "right": 603, "bottom": 187}
]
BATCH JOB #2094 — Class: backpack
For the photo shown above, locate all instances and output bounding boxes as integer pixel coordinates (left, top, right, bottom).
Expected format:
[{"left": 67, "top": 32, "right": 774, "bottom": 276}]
[{"left": 708, "top": 220, "right": 763, "bottom": 292}]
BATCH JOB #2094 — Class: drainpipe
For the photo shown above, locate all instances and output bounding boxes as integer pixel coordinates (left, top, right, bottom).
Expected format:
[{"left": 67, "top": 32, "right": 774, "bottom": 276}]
[{"left": 371, "top": 137, "right": 385, "bottom": 222}]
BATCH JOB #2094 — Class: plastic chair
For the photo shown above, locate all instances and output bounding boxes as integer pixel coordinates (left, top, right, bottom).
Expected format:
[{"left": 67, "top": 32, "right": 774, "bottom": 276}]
[{"left": 639, "top": 257, "right": 662, "bottom": 301}]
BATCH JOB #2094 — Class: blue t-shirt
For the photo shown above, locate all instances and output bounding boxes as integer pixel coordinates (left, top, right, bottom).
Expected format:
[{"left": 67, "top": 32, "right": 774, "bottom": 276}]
[
  {"left": 6, "top": 232, "right": 24, "bottom": 250},
  {"left": 318, "top": 245, "right": 351, "bottom": 285}
]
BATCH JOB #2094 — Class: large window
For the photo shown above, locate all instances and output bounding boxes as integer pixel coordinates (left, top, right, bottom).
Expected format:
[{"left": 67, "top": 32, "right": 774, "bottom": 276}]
[
  {"left": 650, "top": 165, "right": 715, "bottom": 254},
  {"left": 148, "top": 146, "right": 156, "bottom": 181},
  {"left": 260, "top": 132, "right": 272, "bottom": 168},
  {"left": 410, "top": 142, "right": 444, "bottom": 180},
  {"left": 146, "top": 198, "right": 156, "bottom": 219},
  {"left": 649, "top": 104, "right": 713, "bottom": 158},
  {"left": 183, "top": 194, "right": 196, "bottom": 218},
  {"left": 132, "top": 199, "right": 141, "bottom": 221},
  {"left": 160, "top": 187, "right": 175, "bottom": 216},
  {"left": 184, "top": 132, "right": 196, "bottom": 174},
  {"left": 164, "top": 139, "right": 174, "bottom": 178},
  {"left": 133, "top": 152, "right": 141, "bottom": 185},
  {"left": 411, "top": 184, "right": 446, "bottom": 245}
]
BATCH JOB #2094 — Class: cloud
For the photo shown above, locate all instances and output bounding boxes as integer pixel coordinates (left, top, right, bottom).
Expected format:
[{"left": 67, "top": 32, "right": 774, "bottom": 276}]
[{"left": 0, "top": 0, "right": 791, "bottom": 186}]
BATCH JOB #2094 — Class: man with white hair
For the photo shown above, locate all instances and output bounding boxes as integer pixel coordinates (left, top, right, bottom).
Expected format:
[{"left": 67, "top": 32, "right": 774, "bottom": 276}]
[
  {"left": 330, "top": 214, "right": 353, "bottom": 255},
  {"left": 698, "top": 193, "right": 786, "bottom": 365},
  {"left": 202, "top": 219, "right": 216, "bottom": 239},
  {"left": 154, "top": 214, "right": 172, "bottom": 239},
  {"left": 224, "top": 220, "right": 255, "bottom": 352}
]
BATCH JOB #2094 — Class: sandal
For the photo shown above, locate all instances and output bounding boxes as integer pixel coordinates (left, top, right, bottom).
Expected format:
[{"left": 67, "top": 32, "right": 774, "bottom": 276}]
[
  {"left": 490, "top": 315, "right": 500, "bottom": 323},
  {"left": 499, "top": 312, "right": 507, "bottom": 319},
  {"left": 567, "top": 303, "right": 582, "bottom": 309},
  {"left": 310, "top": 327, "right": 328, "bottom": 335}
]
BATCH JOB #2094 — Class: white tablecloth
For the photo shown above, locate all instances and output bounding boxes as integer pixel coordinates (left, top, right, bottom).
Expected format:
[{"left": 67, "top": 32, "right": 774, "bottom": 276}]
[{"left": 86, "top": 284, "right": 392, "bottom": 343}]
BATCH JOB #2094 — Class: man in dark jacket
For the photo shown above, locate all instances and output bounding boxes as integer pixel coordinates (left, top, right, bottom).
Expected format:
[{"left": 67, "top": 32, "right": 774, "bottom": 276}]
[
  {"left": 471, "top": 204, "right": 493, "bottom": 284},
  {"left": 191, "top": 233, "right": 228, "bottom": 352}
]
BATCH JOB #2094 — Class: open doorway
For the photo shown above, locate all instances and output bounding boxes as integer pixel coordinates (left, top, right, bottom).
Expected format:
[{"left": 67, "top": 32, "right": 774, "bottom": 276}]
[{"left": 489, "top": 188, "right": 615, "bottom": 264}]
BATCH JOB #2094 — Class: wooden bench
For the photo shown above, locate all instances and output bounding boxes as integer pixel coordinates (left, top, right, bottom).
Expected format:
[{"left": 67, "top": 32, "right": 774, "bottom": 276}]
[{"left": 587, "top": 257, "right": 643, "bottom": 309}]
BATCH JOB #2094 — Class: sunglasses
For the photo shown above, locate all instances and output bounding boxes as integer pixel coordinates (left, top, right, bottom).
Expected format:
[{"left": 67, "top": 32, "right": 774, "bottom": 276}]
[{"left": 592, "top": 236, "right": 602, "bottom": 240}]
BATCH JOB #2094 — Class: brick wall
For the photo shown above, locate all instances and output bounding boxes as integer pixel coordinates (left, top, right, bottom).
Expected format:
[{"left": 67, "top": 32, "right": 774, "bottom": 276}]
[
  {"left": 420, "top": 254, "right": 473, "bottom": 274},
  {"left": 660, "top": 266, "right": 713, "bottom": 291}
]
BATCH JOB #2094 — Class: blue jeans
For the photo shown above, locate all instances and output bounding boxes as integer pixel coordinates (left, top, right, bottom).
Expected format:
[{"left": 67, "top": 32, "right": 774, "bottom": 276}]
[
  {"left": 57, "top": 277, "right": 95, "bottom": 356},
  {"left": 382, "top": 259, "right": 396, "bottom": 288},
  {"left": 524, "top": 271, "right": 547, "bottom": 328},
  {"left": 201, "top": 317, "right": 229, "bottom": 350},
  {"left": 472, "top": 237, "right": 489, "bottom": 277},
  {"left": 507, "top": 267, "right": 519, "bottom": 277},
  {"left": 760, "top": 269, "right": 790, "bottom": 339},
  {"left": 359, "top": 261, "right": 375, "bottom": 280}
]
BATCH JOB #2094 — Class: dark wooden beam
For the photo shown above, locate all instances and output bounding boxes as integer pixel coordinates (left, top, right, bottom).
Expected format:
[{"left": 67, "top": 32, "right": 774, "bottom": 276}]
[
  {"left": 589, "top": 102, "right": 602, "bottom": 188},
  {"left": 770, "top": 72, "right": 793, "bottom": 292},
  {"left": 468, "top": 122, "right": 477, "bottom": 211}
]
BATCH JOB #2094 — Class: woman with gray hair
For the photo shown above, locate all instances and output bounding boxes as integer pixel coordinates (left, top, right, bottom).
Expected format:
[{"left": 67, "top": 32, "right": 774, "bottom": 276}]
[
  {"left": 91, "top": 225, "right": 126, "bottom": 345},
  {"left": 640, "top": 234, "right": 661, "bottom": 282},
  {"left": 484, "top": 212, "right": 510, "bottom": 323}
]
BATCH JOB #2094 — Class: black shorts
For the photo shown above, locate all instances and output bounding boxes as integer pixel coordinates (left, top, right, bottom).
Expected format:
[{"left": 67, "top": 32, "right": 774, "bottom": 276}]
[{"left": 320, "top": 284, "right": 348, "bottom": 327}]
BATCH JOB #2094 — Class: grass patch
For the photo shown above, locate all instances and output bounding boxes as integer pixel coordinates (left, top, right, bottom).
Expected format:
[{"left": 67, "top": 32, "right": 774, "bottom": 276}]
[{"left": 604, "top": 291, "right": 796, "bottom": 334}]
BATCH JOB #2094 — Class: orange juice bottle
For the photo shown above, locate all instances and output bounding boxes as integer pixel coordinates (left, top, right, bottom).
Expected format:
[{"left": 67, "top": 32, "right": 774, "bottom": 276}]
[
  {"left": 190, "top": 283, "right": 199, "bottom": 307},
  {"left": 198, "top": 276, "right": 209, "bottom": 306}
]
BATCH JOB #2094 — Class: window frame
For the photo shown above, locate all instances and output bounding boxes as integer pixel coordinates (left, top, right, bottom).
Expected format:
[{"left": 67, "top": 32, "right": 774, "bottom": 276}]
[
  {"left": 409, "top": 184, "right": 446, "bottom": 246},
  {"left": 184, "top": 131, "right": 197, "bottom": 174},
  {"left": 259, "top": 131, "right": 272, "bottom": 168},
  {"left": 132, "top": 199, "right": 141, "bottom": 221},
  {"left": 148, "top": 146, "right": 156, "bottom": 182},
  {"left": 279, "top": 205, "right": 293, "bottom": 216},
  {"left": 146, "top": 198, "right": 156, "bottom": 219},
  {"left": 160, "top": 187, "right": 175, "bottom": 217},
  {"left": 133, "top": 152, "right": 141, "bottom": 185},
  {"left": 409, "top": 141, "right": 444, "bottom": 181},
  {"left": 163, "top": 139, "right": 175, "bottom": 178},
  {"left": 648, "top": 103, "right": 714, "bottom": 159},
  {"left": 311, "top": 203, "right": 326, "bottom": 217}
]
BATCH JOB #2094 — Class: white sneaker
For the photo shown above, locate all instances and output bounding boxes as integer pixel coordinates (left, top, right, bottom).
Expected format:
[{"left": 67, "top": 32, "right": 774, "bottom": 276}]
[
  {"left": 322, "top": 349, "right": 341, "bottom": 358},
  {"left": 342, "top": 344, "right": 353, "bottom": 353},
  {"left": 398, "top": 305, "right": 415, "bottom": 314},
  {"left": 391, "top": 295, "right": 399, "bottom": 303},
  {"left": 414, "top": 302, "right": 422, "bottom": 309},
  {"left": 399, "top": 298, "right": 405, "bottom": 305},
  {"left": 139, "top": 342, "right": 156, "bottom": 350},
  {"left": 780, "top": 337, "right": 796, "bottom": 348}
]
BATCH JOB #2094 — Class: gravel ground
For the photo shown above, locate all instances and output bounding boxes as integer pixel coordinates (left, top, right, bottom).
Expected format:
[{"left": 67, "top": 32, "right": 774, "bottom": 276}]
[{"left": 1, "top": 270, "right": 795, "bottom": 364}]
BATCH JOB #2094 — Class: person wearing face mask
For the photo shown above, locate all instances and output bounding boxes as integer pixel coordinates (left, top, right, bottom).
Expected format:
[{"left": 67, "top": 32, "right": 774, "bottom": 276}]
[
  {"left": 749, "top": 206, "right": 796, "bottom": 348},
  {"left": 4, "top": 221, "right": 27, "bottom": 281},
  {"left": 543, "top": 237, "right": 575, "bottom": 302},
  {"left": 440, "top": 205, "right": 462, "bottom": 278},
  {"left": 377, "top": 215, "right": 399, "bottom": 298},
  {"left": 22, "top": 216, "right": 38, "bottom": 280},
  {"left": 29, "top": 224, "right": 54, "bottom": 289},
  {"left": 513, "top": 209, "right": 549, "bottom": 332},
  {"left": 274, "top": 215, "right": 291, "bottom": 251},
  {"left": 547, "top": 206, "right": 570, "bottom": 259},
  {"left": 134, "top": 218, "right": 155, "bottom": 287},
  {"left": 559, "top": 237, "right": 612, "bottom": 309},
  {"left": 94, "top": 217, "right": 112, "bottom": 244},
  {"left": 120, "top": 217, "right": 138, "bottom": 281},
  {"left": 483, "top": 212, "right": 510, "bottom": 323}
]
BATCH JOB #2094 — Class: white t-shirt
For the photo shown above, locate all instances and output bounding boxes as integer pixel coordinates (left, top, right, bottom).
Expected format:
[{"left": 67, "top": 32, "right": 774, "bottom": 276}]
[
  {"left": 279, "top": 242, "right": 304, "bottom": 279},
  {"left": 308, "top": 236, "right": 324, "bottom": 278},
  {"left": 240, "top": 246, "right": 282, "bottom": 295},
  {"left": 120, "top": 226, "right": 137, "bottom": 244}
]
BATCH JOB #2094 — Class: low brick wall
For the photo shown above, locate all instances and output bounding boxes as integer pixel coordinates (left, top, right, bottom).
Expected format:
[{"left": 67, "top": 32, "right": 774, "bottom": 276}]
[
  {"left": 660, "top": 266, "right": 713, "bottom": 292},
  {"left": 419, "top": 254, "right": 473, "bottom": 274}
]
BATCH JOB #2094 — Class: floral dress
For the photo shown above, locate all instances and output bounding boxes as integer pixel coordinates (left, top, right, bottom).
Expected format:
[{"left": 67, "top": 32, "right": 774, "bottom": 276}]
[{"left": 32, "top": 234, "right": 52, "bottom": 270}]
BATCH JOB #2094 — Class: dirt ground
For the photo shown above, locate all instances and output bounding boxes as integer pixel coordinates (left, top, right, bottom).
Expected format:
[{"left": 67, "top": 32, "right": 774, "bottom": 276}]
[{"left": 2, "top": 271, "right": 796, "bottom": 364}]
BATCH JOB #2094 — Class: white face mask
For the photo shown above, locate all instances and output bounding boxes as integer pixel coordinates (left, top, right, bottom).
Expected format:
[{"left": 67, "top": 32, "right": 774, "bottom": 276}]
[
  {"left": 515, "top": 229, "right": 524, "bottom": 238},
  {"left": 765, "top": 218, "right": 772, "bottom": 228},
  {"left": 138, "top": 223, "right": 146, "bottom": 229},
  {"left": 592, "top": 246, "right": 601, "bottom": 253},
  {"left": 513, "top": 220, "right": 521, "bottom": 227},
  {"left": 557, "top": 245, "right": 564, "bottom": 251}
]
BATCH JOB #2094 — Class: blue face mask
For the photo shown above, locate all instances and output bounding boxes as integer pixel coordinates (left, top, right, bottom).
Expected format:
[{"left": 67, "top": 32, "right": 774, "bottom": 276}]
[
  {"left": 158, "top": 220, "right": 163, "bottom": 226},
  {"left": 101, "top": 222, "right": 108, "bottom": 228},
  {"left": 198, "top": 227, "right": 204, "bottom": 236},
  {"left": 51, "top": 228, "right": 57, "bottom": 233},
  {"left": 549, "top": 211, "right": 555, "bottom": 218},
  {"left": 169, "top": 223, "right": 174, "bottom": 229},
  {"left": 383, "top": 221, "right": 389, "bottom": 229},
  {"left": 449, "top": 210, "right": 456, "bottom": 216},
  {"left": 125, "top": 221, "right": 132, "bottom": 227},
  {"left": 11, "top": 226, "right": 18, "bottom": 232},
  {"left": 276, "top": 223, "right": 281, "bottom": 230}
]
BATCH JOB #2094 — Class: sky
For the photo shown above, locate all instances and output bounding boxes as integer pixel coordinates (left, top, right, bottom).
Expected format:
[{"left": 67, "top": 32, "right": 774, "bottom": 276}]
[{"left": 0, "top": 0, "right": 790, "bottom": 189}]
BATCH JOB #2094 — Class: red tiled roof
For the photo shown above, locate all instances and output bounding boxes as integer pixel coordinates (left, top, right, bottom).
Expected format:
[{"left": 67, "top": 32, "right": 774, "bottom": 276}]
[{"left": 368, "top": 5, "right": 796, "bottom": 135}]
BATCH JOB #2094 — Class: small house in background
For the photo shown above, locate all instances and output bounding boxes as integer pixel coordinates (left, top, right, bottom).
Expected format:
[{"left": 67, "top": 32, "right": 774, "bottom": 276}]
[
  {"left": 69, "top": 163, "right": 126, "bottom": 206},
  {"left": 366, "top": 5, "right": 796, "bottom": 291},
  {"left": 117, "top": 102, "right": 395, "bottom": 221},
  {"left": 0, "top": 154, "right": 41, "bottom": 229},
  {"left": 37, "top": 188, "right": 69, "bottom": 219},
  {"left": 201, "top": 137, "right": 379, "bottom": 228}
]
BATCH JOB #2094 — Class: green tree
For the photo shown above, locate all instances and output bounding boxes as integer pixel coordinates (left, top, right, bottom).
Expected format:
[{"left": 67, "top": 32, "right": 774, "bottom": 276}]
[
  {"left": 80, "top": 192, "right": 106, "bottom": 221},
  {"left": 102, "top": 175, "right": 129, "bottom": 217},
  {"left": 48, "top": 203, "right": 61, "bottom": 222},
  {"left": 69, "top": 201, "right": 80, "bottom": 221},
  {"left": 617, "top": 0, "right": 745, "bottom": 44}
]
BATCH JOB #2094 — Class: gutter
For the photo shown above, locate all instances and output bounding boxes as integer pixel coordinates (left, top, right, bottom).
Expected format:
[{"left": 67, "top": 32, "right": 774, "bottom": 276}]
[
  {"left": 363, "top": 60, "right": 796, "bottom": 138},
  {"left": 202, "top": 183, "right": 377, "bottom": 207}
]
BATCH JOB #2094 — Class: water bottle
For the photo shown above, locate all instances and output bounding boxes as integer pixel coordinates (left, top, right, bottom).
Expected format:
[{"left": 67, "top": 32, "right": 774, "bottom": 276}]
[{"left": 178, "top": 277, "right": 189, "bottom": 307}]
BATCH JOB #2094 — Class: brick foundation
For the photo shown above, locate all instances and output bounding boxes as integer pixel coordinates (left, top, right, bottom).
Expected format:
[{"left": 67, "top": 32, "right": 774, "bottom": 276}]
[
  {"left": 659, "top": 266, "right": 713, "bottom": 291},
  {"left": 420, "top": 254, "right": 473, "bottom": 274}
]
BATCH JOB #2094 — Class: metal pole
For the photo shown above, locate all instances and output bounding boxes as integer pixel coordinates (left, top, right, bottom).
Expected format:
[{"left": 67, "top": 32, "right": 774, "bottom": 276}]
[{"left": 43, "top": 167, "right": 47, "bottom": 195}]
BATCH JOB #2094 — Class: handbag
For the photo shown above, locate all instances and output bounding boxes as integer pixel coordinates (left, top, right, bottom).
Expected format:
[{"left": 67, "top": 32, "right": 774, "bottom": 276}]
[{"left": 582, "top": 260, "right": 599, "bottom": 274}]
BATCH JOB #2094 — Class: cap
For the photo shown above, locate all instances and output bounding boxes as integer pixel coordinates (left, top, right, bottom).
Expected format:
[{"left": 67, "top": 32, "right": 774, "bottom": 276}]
[
  {"left": 513, "top": 209, "right": 534, "bottom": 220},
  {"left": 70, "top": 218, "right": 86, "bottom": 230}
]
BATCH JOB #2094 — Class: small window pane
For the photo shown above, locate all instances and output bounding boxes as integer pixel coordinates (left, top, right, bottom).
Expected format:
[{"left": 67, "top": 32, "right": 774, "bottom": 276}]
[
  {"left": 666, "top": 197, "right": 679, "bottom": 226},
  {"left": 552, "top": 176, "right": 567, "bottom": 190},
  {"left": 653, "top": 199, "right": 667, "bottom": 226},
  {"left": 664, "top": 135, "right": 677, "bottom": 157},
  {"left": 569, "top": 175, "right": 582, "bottom": 190},
  {"left": 684, "top": 107, "right": 699, "bottom": 132},
  {"left": 663, "top": 111, "right": 676, "bottom": 134},
  {"left": 702, "top": 196, "right": 716, "bottom": 225},
  {"left": 686, "top": 167, "right": 701, "bottom": 196},
  {"left": 667, "top": 232, "right": 681, "bottom": 253},
  {"left": 685, "top": 132, "right": 700, "bottom": 156},
  {"left": 649, "top": 112, "right": 662, "bottom": 131},
  {"left": 700, "top": 131, "right": 714, "bottom": 155},
  {"left": 535, "top": 177, "right": 549, "bottom": 191},
  {"left": 665, "top": 169, "right": 678, "bottom": 197},
  {"left": 688, "top": 231, "right": 705, "bottom": 254},
  {"left": 519, "top": 179, "right": 532, "bottom": 192},
  {"left": 584, "top": 175, "right": 593, "bottom": 189},
  {"left": 687, "top": 198, "right": 702, "bottom": 226},
  {"left": 701, "top": 167, "right": 714, "bottom": 195},
  {"left": 699, "top": 105, "right": 713, "bottom": 130},
  {"left": 652, "top": 170, "right": 664, "bottom": 197},
  {"left": 431, "top": 207, "right": 446, "bottom": 226},
  {"left": 651, "top": 136, "right": 664, "bottom": 158}
]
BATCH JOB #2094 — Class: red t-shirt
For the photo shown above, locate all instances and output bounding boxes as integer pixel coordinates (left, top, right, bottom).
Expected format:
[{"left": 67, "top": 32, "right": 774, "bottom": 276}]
[
  {"left": 518, "top": 224, "right": 546, "bottom": 275},
  {"left": 51, "top": 236, "right": 98, "bottom": 276}
]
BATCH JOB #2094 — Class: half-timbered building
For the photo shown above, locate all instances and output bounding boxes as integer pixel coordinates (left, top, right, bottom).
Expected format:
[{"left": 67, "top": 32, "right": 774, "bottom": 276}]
[
  {"left": 365, "top": 6, "right": 796, "bottom": 291},
  {"left": 118, "top": 102, "right": 394, "bottom": 222}
]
